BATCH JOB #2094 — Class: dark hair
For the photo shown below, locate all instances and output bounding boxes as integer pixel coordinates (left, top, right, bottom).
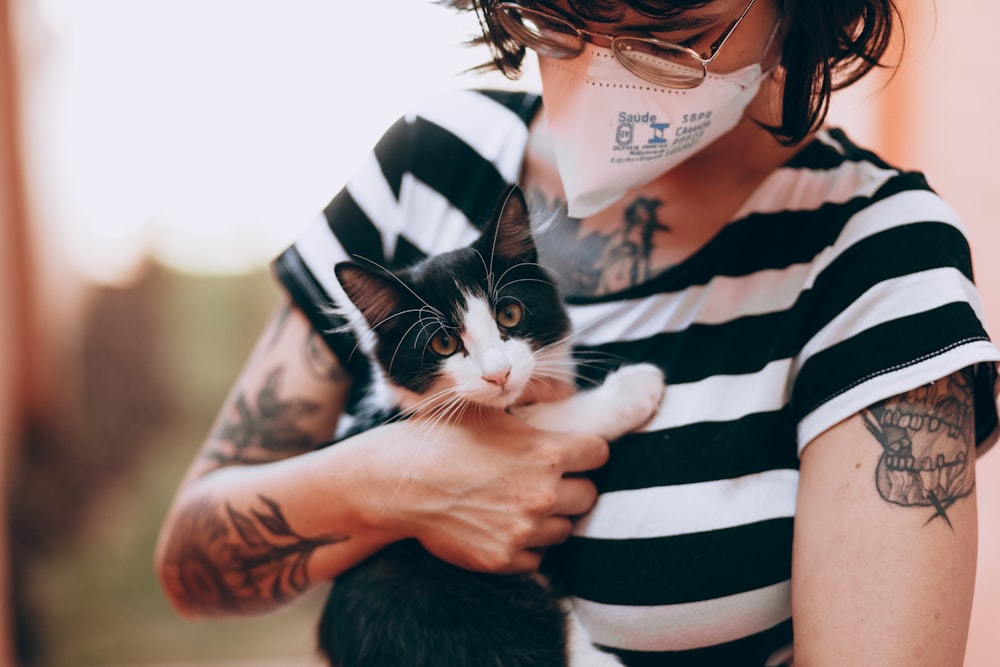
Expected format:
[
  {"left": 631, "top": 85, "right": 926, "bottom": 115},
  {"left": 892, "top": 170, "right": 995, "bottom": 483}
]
[{"left": 441, "top": 0, "right": 901, "bottom": 144}]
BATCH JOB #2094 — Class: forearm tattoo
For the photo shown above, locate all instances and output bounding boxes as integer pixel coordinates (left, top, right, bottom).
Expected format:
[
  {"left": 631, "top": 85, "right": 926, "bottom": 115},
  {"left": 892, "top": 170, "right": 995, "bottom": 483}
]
[
  {"left": 305, "top": 330, "right": 349, "bottom": 382},
  {"left": 206, "top": 367, "right": 322, "bottom": 466},
  {"left": 162, "top": 495, "right": 347, "bottom": 613},
  {"left": 861, "top": 369, "right": 976, "bottom": 527}
]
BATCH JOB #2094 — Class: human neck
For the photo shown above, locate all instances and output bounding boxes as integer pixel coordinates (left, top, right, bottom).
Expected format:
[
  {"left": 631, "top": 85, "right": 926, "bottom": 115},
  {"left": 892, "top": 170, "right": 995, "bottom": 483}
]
[{"left": 648, "top": 77, "right": 808, "bottom": 198}]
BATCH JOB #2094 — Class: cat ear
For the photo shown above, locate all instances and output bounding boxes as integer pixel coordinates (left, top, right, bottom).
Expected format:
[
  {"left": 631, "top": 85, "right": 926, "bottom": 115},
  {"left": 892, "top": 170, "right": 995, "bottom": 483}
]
[
  {"left": 335, "top": 262, "right": 405, "bottom": 331},
  {"left": 482, "top": 185, "right": 537, "bottom": 265}
]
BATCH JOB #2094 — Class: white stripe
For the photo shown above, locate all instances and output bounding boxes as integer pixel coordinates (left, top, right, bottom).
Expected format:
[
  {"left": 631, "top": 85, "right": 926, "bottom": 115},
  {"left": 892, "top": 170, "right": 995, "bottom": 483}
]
[
  {"left": 566, "top": 263, "right": 813, "bottom": 347},
  {"left": 566, "top": 187, "right": 957, "bottom": 348},
  {"left": 293, "top": 213, "right": 375, "bottom": 350},
  {"left": 798, "top": 340, "right": 1000, "bottom": 453},
  {"left": 399, "top": 175, "right": 482, "bottom": 250},
  {"left": 573, "top": 581, "right": 791, "bottom": 651},
  {"left": 413, "top": 89, "right": 530, "bottom": 182},
  {"left": 814, "top": 129, "right": 845, "bottom": 151},
  {"left": 574, "top": 469, "right": 798, "bottom": 540},
  {"left": 739, "top": 156, "right": 897, "bottom": 217},
  {"left": 798, "top": 268, "right": 986, "bottom": 372},
  {"left": 645, "top": 359, "right": 792, "bottom": 430},
  {"left": 294, "top": 212, "right": 349, "bottom": 297},
  {"left": 805, "top": 189, "right": 963, "bottom": 290},
  {"left": 344, "top": 151, "right": 404, "bottom": 260}
]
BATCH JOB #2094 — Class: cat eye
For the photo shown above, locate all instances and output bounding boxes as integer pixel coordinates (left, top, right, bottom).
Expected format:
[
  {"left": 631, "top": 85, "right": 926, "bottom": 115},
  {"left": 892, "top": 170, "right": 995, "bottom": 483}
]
[
  {"left": 496, "top": 303, "right": 524, "bottom": 328},
  {"left": 430, "top": 331, "right": 461, "bottom": 357}
]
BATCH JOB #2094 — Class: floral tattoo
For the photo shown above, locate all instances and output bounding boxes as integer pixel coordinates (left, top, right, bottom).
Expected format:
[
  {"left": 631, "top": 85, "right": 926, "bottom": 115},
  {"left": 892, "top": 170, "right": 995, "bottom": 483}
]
[
  {"left": 163, "top": 495, "right": 347, "bottom": 614},
  {"left": 206, "top": 368, "right": 322, "bottom": 466}
]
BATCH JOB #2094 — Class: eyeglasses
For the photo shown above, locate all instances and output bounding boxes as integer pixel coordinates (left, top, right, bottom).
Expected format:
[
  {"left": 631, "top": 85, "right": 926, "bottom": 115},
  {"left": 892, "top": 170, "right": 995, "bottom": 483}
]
[{"left": 496, "top": 0, "right": 757, "bottom": 89}]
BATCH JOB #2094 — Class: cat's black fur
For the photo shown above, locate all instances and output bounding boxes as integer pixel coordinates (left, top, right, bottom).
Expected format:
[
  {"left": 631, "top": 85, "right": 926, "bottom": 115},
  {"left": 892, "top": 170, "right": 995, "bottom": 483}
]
[{"left": 318, "top": 186, "right": 575, "bottom": 667}]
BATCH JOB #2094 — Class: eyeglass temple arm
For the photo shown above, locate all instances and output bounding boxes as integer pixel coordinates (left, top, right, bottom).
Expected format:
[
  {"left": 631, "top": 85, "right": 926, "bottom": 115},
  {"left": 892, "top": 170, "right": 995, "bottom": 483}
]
[{"left": 703, "top": 0, "right": 756, "bottom": 62}]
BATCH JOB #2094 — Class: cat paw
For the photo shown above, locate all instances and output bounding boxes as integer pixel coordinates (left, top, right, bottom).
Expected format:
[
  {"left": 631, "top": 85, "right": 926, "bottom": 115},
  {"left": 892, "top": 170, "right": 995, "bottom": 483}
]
[
  {"left": 597, "top": 363, "right": 665, "bottom": 439},
  {"left": 570, "top": 648, "right": 627, "bottom": 667}
]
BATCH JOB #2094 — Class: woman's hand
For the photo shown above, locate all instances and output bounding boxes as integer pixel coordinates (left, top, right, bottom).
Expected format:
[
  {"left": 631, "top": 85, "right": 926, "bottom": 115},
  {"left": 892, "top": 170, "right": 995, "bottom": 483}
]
[
  {"left": 339, "top": 410, "right": 609, "bottom": 574},
  {"left": 156, "top": 299, "right": 609, "bottom": 618}
]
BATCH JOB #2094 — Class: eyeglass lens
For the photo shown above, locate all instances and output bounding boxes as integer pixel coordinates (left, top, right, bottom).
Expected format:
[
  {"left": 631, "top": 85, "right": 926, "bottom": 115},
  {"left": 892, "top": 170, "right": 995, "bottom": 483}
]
[{"left": 496, "top": 3, "right": 708, "bottom": 87}]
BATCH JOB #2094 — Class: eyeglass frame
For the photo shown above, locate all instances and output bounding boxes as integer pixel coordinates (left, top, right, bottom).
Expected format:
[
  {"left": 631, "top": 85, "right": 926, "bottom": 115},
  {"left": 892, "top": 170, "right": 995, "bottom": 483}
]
[{"left": 495, "top": 0, "right": 759, "bottom": 89}]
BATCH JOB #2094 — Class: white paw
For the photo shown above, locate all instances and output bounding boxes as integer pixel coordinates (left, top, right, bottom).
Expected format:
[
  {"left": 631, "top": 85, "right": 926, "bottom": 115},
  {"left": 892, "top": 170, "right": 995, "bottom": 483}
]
[
  {"left": 565, "top": 606, "right": 626, "bottom": 667},
  {"left": 569, "top": 646, "right": 627, "bottom": 667},
  {"left": 597, "top": 363, "right": 665, "bottom": 438}
]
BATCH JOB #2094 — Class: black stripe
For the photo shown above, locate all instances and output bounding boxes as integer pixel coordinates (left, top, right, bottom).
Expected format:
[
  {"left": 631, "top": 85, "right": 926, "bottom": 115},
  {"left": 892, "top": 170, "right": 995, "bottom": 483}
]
[
  {"left": 369, "top": 114, "right": 411, "bottom": 200},
  {"left": 567, "top": 171, "right": 934, "bottom": 304},
  {"left": 371, "top": 112, "right": 512, "bottom": 230},
  {"left": 549, "top": 519, "right": 793, "bottom": 606},
  {"left": 794, "top": 302, "right": 990, "bottom": 420},
  {"left": 826, "top": 127, "right": 902, "bottom": 171},
  {"left": 570, "top": 219, "right": 979, "bottom": 389},
  {"left": 322, "top": 189, "right": 386, "bottom": 267},
  {"left": 405, "top": 116, "right": 512, "bottom": 227},
  {"left": 476, "top": 88, "right": 542, "bottom": 124},
  {"left": 784, "top": 132, "right": 849, "bottom": 170},
  {"left": 603, "top": 617, "right": 793, "bottom": 667},
  {"left": 594, "top": 408, "right": 799, "bottom": 492},
  {"left": 975, "top": 362, "right": 999, "bottom": 448},
  {"left": 574, "top": 309, "right": 796, "bottom": 386},
  {"left": 802, "top": 221, "right": 974, "bottom": 342},
  {"left": 392, "top": 234, "right": 429, "bottom": 269},
  {"left": 272, "top": 248, "right": 373, "bottom": 406}
]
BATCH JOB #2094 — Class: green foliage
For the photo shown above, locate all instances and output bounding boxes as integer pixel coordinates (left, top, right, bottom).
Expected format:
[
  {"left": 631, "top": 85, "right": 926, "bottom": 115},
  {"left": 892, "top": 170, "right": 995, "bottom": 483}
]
[{"left": 18, "top": 266, "right": 329, "bottom": 666}]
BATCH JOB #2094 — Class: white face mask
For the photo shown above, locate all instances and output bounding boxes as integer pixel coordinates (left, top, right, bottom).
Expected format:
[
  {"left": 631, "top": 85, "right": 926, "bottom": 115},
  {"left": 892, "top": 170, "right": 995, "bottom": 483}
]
[{"left": 538, "top": 45, "right": 770, "bottom": 218}]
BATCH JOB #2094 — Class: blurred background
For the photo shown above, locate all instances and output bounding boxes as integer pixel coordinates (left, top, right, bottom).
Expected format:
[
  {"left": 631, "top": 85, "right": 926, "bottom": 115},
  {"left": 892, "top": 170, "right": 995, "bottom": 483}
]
[{"left": 0, "top": 1, "right": 998, "bottom": 665}]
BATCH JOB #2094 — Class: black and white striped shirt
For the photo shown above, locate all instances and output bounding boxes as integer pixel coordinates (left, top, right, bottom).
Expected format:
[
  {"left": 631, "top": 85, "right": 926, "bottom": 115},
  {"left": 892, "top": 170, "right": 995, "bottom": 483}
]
[{"left": 274, "top": 88, "right": 1000, "bottom": 666}]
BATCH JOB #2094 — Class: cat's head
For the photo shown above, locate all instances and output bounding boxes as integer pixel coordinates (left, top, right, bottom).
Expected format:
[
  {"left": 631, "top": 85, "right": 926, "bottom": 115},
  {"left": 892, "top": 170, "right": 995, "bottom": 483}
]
[{"left": 335, "top": 186, "right": 571, "bottom": 412}]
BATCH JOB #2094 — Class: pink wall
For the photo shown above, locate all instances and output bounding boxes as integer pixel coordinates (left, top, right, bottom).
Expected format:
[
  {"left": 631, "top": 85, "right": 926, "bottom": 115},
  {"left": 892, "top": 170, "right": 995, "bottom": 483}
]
[{"left": 830, "top": 2, "right": 1000, "bottom": 663}]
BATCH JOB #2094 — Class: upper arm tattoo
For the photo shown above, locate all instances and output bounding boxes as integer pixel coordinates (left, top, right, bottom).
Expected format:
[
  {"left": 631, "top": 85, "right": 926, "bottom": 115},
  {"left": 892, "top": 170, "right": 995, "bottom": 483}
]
[
  {"left": 204, "top": 308, "right": 350, "bottom": 468},
  {"left": 207, "top": 368, "right": 323, "bottom": 466},
  {"left": 305, "top": 330, "right": 349, "bottom": 382},
  {"left": 861, "top": 369, "right": 976, "bottom": 527}
]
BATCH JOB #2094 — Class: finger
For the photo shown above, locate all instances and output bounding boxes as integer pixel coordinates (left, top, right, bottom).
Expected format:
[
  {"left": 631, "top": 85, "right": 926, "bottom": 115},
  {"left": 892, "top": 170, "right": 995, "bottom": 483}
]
[
  {"left": 557, "top": 433, "right": 611, "bottom": 474},
  {"left": 499, "top": 549, "right": 543, "bottom": 575},
  {"left": 525, "top": 516, "right": 575, "bottom": 550},
  {"left": 554, "top": 476, "right": 599, "bottom": 517}
]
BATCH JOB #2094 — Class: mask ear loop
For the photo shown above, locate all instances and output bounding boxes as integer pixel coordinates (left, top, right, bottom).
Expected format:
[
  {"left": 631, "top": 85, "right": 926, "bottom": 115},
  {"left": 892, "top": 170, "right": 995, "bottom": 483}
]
[{"left": 759, "top": 17, "right": 784, "bottom": 76}]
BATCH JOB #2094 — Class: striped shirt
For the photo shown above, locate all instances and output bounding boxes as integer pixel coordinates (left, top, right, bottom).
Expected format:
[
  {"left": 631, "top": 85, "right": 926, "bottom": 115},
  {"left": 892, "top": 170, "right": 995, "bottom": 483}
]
[{"left": 274, "top": 88, "right": 1000, "bottom": 666}]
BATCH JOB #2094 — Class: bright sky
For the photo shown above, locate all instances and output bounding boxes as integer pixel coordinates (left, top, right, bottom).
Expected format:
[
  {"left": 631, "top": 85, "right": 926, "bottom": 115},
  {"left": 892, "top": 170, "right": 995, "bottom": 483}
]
[
  {"left": 15, "top": 1, "right": 890, "bottom": 286},
  {"left": 15, "top": 0, "right": 540, "bottom": 283}
]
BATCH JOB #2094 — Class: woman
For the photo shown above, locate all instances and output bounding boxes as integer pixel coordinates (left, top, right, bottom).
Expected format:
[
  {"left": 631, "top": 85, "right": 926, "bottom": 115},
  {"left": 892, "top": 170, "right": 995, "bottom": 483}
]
[{"left": 155, "top": 1, "right": 1000, "bottom": 664}]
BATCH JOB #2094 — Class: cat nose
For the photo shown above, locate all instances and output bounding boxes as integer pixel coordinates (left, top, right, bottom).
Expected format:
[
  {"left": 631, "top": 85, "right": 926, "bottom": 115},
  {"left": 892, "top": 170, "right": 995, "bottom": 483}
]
[{"left": 482, "top": 366, "right": 512, "bottom": 388}]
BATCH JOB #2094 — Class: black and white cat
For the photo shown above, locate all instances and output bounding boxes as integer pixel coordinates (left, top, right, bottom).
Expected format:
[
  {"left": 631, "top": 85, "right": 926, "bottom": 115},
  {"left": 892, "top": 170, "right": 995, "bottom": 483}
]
[{"left": 319, "top": 186, "right": 665, "bottom": 667}]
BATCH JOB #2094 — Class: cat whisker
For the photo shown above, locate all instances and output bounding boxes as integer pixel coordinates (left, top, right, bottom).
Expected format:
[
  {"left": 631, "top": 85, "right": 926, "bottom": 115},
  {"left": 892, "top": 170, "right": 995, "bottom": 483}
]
[
  {"left": 409, "top": 394, "right": 472, "bottom": 442},
  {"left": 529, "top": 364, "right": 603, "bottom": 391},
  {"left": 349, "top": 255, "right": 445, "bottom": 319},
  {"left": 494, "top": 261, "right": 556, "bottom": 290},
  {"left": 471, "top": 248, "right": 494, "bottom": 295},
  {"left": 386, "top": 315, "right": 442, "bottom": 376},
  {"left": 415, "top": 308, "right": 450, "bottom": 337},
  {"left": 336, "top": 307, "right": 426, "bottom": 363},
  {"left": 484, "top": 186, "right": 525, "bottom": 294}
]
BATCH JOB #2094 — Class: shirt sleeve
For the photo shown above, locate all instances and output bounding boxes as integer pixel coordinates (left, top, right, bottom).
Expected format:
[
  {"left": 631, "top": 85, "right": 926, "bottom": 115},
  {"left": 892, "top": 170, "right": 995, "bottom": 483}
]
[
  {"left": 791, "top": 172, "right": 1000, "bottom": 455},
  {"left": 271, "top": 89, "right": 540, "bottom": 401}
]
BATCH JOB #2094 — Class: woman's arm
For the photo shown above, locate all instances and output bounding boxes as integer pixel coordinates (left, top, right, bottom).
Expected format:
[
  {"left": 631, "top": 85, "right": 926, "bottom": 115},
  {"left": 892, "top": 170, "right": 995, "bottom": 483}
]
[
  {"left": 792, "top": 369, "right": 978, "bottom": 665},
  {"left": 154, "top": 299, "right": 608, "bottom": 617}
]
